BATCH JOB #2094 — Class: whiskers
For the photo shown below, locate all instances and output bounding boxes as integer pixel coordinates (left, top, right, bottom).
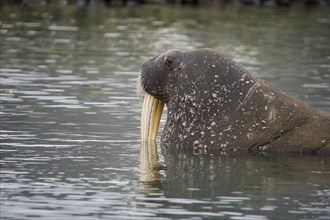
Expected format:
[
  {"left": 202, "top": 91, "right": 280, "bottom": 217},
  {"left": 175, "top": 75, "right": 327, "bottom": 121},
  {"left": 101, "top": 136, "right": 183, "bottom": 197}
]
[{"left": 136, "top": 73, "right": 146, "bottom": 103}]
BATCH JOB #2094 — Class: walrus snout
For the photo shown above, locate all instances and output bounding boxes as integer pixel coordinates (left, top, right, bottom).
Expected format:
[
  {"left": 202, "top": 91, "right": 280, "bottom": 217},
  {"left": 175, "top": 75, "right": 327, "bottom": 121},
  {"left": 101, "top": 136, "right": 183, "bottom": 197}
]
[
  {"left": 139, "top": 56, "right": 165, "bottom": 142},
  {"left": 140, "top": 57, "right": 162, "bottom": 99}
]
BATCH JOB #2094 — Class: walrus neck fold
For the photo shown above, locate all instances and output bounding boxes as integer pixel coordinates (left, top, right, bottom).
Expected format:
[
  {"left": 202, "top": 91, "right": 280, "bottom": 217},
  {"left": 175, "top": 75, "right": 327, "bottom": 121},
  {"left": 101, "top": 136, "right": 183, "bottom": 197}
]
[{"left": 141, "top": 93, "right": 165, "bottom": 141}]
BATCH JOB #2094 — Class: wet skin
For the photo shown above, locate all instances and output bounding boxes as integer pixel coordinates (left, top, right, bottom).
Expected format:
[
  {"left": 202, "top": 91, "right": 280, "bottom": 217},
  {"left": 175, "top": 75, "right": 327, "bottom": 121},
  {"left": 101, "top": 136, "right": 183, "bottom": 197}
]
[{"left": 139, "top": 48, "right": 330, "bottom": 155}]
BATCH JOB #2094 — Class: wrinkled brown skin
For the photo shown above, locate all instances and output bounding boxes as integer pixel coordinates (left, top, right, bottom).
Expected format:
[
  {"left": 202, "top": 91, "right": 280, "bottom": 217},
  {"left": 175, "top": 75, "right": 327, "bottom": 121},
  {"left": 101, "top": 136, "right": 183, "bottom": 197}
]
[
  {"left": 140, "top": 48, "right": 330, "bottom": 155},
  {"left": 223, "top": 81, "right": 330, "bottom": 155}
]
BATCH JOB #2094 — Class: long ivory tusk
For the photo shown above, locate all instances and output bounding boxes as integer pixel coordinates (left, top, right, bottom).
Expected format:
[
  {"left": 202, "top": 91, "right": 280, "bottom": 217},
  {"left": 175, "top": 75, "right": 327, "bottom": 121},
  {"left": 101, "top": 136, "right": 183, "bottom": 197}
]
[{"left": 141, "top": 94, "right": 164, "bottom": 141}]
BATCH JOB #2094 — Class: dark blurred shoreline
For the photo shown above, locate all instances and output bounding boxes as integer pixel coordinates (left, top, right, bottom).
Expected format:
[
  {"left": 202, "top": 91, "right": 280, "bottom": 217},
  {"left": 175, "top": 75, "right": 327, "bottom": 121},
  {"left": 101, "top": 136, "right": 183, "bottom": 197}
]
[{"left": 1, "top": 0, "right": 329, "bottom": 7}]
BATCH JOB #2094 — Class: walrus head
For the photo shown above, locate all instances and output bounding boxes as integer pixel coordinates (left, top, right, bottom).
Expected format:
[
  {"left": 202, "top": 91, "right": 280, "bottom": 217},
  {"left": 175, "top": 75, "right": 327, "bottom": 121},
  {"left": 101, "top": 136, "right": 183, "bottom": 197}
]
[
  {"left": 140, "top": 49, "right": 184, "bottom": 102},
  {"left": 138, "top": 48, "right": 253, "bottom": 142},
  {"left": 139, "top": 49, "right": 184, "bottom": 141}
]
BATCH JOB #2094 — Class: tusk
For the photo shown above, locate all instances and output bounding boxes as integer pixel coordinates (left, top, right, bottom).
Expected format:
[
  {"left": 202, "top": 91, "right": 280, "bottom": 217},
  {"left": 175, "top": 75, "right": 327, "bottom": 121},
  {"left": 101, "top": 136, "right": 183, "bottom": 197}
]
[{"left": 141, "top": 93, "right": 165, "bottom": 141}]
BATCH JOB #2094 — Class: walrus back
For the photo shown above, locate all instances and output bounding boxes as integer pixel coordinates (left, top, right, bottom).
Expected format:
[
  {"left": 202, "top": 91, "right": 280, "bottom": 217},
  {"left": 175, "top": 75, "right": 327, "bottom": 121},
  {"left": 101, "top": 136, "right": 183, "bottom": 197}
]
[{"left": 243, "top": 80, "right": 329, "bottom": 155}]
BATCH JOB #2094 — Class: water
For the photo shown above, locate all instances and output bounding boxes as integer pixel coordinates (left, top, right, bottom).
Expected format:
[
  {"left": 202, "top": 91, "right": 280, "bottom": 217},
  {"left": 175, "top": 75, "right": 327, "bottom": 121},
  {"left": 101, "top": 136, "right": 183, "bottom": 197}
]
[{"left": 1, "top": 3, "right": 329, "bottom": 220}]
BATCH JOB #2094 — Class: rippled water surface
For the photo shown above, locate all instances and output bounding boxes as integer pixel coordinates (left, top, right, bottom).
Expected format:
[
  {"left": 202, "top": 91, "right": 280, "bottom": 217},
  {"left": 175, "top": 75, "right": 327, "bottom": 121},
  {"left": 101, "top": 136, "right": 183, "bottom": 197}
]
[{"left": 1, "top": 3, "right": 329, "bottom": 220}]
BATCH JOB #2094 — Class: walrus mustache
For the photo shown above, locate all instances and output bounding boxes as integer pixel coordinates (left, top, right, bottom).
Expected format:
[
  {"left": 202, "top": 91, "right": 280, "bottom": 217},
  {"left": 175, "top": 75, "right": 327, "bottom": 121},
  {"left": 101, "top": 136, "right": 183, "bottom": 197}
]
[{"left": 136, "top": 74, "right": 145, "bottom": 101}]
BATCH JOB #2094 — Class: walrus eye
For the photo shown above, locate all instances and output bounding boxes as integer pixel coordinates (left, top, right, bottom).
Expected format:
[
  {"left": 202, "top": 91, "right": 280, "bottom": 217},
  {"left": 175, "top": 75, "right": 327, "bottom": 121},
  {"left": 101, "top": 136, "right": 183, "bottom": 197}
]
[{"left": 165, "top": 57, "right": 174, "bottom": 66}]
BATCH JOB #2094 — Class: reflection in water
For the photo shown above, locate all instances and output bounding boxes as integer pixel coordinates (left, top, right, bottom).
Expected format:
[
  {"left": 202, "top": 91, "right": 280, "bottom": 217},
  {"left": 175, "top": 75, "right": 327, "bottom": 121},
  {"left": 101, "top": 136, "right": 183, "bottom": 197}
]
[
  {"left": 140, "top": 141, "right": 160, "bottom": 182},
  {"left": 161, "top": 145, "right": 327, "bottom": 196},
  {"left": 139, "top": 142, "right": 330, "bottom": 219}
]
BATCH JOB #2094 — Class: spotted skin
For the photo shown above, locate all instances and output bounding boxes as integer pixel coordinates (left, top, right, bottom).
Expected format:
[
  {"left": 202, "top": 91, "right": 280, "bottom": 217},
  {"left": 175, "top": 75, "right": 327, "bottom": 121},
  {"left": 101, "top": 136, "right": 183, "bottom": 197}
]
[{"left": 140, "top": 48, "right": 329, "bottom": 155}]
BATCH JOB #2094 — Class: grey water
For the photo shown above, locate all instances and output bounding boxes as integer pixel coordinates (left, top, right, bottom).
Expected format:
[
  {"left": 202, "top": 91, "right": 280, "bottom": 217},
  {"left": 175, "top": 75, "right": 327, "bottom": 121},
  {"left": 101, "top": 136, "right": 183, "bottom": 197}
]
[{"left": 0, "top": 3, "right": 329, "bottom": 220}]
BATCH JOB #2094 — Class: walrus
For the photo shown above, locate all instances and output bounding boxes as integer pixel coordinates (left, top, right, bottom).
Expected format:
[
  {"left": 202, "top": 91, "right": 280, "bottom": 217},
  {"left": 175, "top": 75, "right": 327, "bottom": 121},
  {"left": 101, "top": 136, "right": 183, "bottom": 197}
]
[{"left": 138, "top": 48, "right": 329, "bottom": 155}]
